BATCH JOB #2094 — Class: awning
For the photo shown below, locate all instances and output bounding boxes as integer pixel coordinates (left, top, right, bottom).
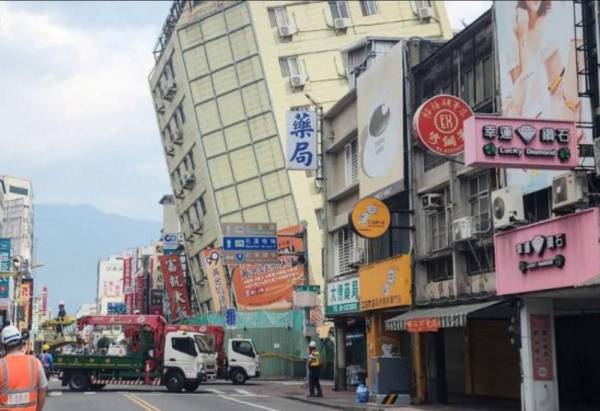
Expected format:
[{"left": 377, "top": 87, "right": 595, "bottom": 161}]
[{"left": 385, "top": 300, "right": 501, "bottom": 331}]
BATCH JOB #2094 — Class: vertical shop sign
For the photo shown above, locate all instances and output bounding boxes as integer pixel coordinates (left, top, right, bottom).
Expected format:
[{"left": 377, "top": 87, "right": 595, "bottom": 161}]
[
  {"left": 0, "top": 239, "right": 11, "bottom": 272},
  {"left": 134, "top": 274, "right": 145, "bottom": 313},
  {"left": 20, "top": 279, "right": 33, "bottom": 330},
  {"left": 200, "top": 248, "right": 231, "bottom": 312},
  {"left": 149, "top": 289, "right": 164, "bottom": 316},
  {"left": 286, "top": 111, "right": 317, "bottom": 170},
  {"left": 41, "top": 286, "right": 48, "bottom": 314},
  {"left": 530, "top": 314, "right": 554, "bottom": 381},
  {"left": 123, "top": 255, "right": 133, "bottom": 313},
  {"left": 159, "top": 255, "right": 192, "bottom": 321}
]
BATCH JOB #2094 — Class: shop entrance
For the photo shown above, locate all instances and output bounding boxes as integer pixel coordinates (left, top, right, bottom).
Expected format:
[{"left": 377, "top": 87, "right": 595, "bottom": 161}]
[
  {"left": 555, "top": 313, "right": 600, "bottom": 410},
  {"left": 345, "top": 319, "right": 367, "bottom": 386}
]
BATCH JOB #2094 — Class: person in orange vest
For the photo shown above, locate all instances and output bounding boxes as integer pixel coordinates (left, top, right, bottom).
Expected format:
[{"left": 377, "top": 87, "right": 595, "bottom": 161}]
[
  {"left": 0, "top": 326, "right": 47, "bottom": 411},
  {"left": 307, "top": 341, "right": 323, "bottom": 398}
]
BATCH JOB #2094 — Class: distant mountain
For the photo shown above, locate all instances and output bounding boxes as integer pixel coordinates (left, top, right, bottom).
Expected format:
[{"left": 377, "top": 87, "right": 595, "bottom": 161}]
[{"left": 34, "top": 204, "right": 161, "bottom": 315}]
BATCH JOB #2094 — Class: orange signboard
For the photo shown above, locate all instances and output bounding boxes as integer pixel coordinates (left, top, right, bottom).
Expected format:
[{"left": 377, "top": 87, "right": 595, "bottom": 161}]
[
  {"left": 231, "top": 225, "right": 305, "bottom": 311},
  {"left": 350, "top": 197, "right": 391, "bottom": 239},
  {"left": 359, "top": 254, "right": 411, "bottom": 311},
  {"left": 405, "top": 318, "right": 440, "bottom": 333}
]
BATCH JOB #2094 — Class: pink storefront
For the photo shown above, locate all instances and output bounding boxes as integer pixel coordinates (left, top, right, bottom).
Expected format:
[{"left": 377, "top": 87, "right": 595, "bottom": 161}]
[{"left": 494, "top": 208, "right": 600, "bottom": 409}]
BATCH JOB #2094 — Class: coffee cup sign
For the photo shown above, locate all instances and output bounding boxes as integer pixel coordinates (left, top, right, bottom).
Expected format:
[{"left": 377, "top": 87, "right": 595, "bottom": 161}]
[
  {"left": 413, "top": 94, "right": 473, "bottom": 156},
  {"left": 350, "top": 197, "right": 391, "bottom": 239}
]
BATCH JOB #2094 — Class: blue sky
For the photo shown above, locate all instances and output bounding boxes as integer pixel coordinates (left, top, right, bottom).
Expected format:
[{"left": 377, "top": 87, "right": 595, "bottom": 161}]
[{"left": 0, "top": 1, "right": 490, "bottom": 222}]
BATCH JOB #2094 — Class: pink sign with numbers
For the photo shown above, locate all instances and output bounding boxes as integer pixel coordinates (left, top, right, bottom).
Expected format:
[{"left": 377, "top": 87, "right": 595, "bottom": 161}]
[{"left": 464, "top": 115, "right": 578, "bottom": 169}]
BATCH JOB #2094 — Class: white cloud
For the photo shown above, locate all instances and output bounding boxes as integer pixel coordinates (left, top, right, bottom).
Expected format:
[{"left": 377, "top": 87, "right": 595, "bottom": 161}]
[
  {"left": 0, "top": 2, "right": 159, "bottom": 164},
  {"left": 445, "top": 1, "right": 492, "bottom": 31}
]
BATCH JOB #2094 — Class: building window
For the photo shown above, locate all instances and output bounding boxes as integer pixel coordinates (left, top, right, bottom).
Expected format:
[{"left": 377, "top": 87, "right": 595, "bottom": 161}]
[
  {"left": 329, "top": 1, "right": 350, "bottom": 19},
  {"left": 268, "top": 7, "right": 289, "bottom": 28},
  {"left": 462, "top": 67, "right": 475, "bottom": 106},
  {"left": 367, "top": 211, "right": 410, "bottom": 263},
  {"left": 335, "top": 226, "right": 355, "bottom": 275},
  {"left": 469, "top": 173, "right": 493, "bottom": 232},
  {"left": 360, "top": 1, "right": 379, "bottom": 16},
  {"left": 426, "top": 257, "right": 453, "bottom": 283},
  {"left": 164, "top": 124, "right": 173, "bottom": 142},
  {"left": 523, "top": 188, "right": 550, "bottom": 224},
  {"left": 279, "top": 56, "right": 301, "bottom": 78},
  {"left": 428, "top": 208, "right": 448, "bottom": 252},
  {"left": 177, "top": 104, "right": 186, "bottom": 125},
  {"left": 344, "top": 139, "right": 358, "bottom": 186},
  {"left": 8, "top": 186, "right": 28, "bottom": 196},
  {"left": 187, "top": 150, "right": 195, "bottom": 170},
  {"left": 465, "top": 247, "right": 495, "bottom": 275}
]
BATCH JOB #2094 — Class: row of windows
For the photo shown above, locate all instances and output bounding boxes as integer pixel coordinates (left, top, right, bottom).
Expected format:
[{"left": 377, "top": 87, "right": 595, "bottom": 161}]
[
  {"left": 162, "top": 102, "right": 186, "bottom": 146},
  {"left": 182, "top": 194, "right": 207, "bottom": 233},
  {"left": 426, "top": 247, "right": 495, "bottom": 283}
]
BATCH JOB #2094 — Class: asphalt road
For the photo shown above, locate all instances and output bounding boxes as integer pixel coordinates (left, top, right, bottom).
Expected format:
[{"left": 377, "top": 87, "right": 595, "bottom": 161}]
[{"left": 45, "top": 380, "right": 335, "bottom": 411}]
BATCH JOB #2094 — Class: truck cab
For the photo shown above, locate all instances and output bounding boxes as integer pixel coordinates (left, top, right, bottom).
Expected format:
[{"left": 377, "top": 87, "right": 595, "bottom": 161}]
[
  {"left": 227, "top": 338, "right": 260, "bottom": 384},
  {"left": 163, "top": 331, "right": 217, "bottom": 392}
]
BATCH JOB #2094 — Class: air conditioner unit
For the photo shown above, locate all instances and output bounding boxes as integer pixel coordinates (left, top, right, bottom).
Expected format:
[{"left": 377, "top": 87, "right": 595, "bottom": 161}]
[
  {"left": 491, "top": 186, "right": 524, "bottom": 229},
  {"left": 290, "top": 74, "right": 307, "bottom": 88},
  {"left": 163, "top": 78, "right": 177, "bottom": 101},
  {"left": 417, "top": 6, "right": 433, "bottom": 19},
  {"left": 183, "top": 173, "right": 196, "bottom": 189},
  {"left": 552, "top": 171, "right": 587, "bottom": 211},
  {"left": 333, "top": 18, "right": 350, "bottom": 30},
  {"left": 166, "top": 145, "right": 175, "bottom": 156},
  {"left": 175, "top": 187, "right": 184, "bottom": 199},
  {"left": 422, "top": 193, "right": 443, "bottom": 210},
  {"left": 314, "top": 178, "right": 324, "bottom": 191},
  {"left": 452, "top": 216, "right": 476, "bottom": 242},
  {"left": 349, "top": 248, "right": 364, "bottom": 266},
  {"left": 278, "top": 24, "right": 297, "bottom": 38},
  {"left": 173, "top": 128, "right": 184, "bottom": 144}
]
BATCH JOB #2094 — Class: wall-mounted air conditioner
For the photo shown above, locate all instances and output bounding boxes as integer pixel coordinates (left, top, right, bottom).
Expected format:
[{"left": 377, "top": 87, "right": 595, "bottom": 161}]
[
  {"left": 183, "top": 174, "right": 196, "bottom": 189},
  {"left": 163, "top": 78, "right": 177, "bottom": 101},
  {"left": 452, "top": 216, "right": 477, "bottom": 242},
  {"left": 278, "top": 24, "right": 297, "bottom": 38},
  {"left": 422, "top": 193, "right": 443, "bottom": 210},
  {"left": 417, "top": 6, "right": 433, "bottom": 19},
  {"left": 349, "top": 248, "right": 364, "bottom": 266},
  {"left": 491, "top": 186, "right": 524, "bottom": 229},
  {"left": 333, "top": 18, "right": 350, "bottom": 30},
  {"left": 290, "top": 74, "right": 307, "bottom": 88},
  {"left": 552, "top": 171, "right": 587, "bottom": 211}
]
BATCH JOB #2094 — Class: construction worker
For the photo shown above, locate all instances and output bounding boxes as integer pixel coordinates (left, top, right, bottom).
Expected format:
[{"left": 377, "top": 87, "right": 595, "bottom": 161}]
[
  {"left": 307, "top": 340, "right": 323, "bottom": 398},
  {"left": 0, "top": 326, "right": 47, "bottom": 410},
  {"left": 41, "top": 345, "right": 53, "bottom": 380}
]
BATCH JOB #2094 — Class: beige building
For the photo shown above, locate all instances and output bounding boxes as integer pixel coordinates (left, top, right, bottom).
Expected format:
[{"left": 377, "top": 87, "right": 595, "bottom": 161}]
[{"left": 148, "top": 0, "right": 451, "bottom": 309}]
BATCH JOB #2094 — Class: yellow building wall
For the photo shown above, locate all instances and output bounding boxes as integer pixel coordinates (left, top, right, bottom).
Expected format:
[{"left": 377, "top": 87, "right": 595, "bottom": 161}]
[{"left": 248, "top": 1, "right": 450, "bottom": 292}]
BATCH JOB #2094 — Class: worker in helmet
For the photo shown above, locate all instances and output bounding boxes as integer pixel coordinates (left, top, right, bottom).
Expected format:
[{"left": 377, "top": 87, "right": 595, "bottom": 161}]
[
  {"left": 41, "top": 344, "right": 53, "bottom": 380},
  {"left": 56, "top": 302, "right": 66, "bottom": 337},
  {"left": 0, "top": 326, "right": 47, "bottom": 410},
  {"left": 307, "top": 340, "right": 323, "bottom": 397}
]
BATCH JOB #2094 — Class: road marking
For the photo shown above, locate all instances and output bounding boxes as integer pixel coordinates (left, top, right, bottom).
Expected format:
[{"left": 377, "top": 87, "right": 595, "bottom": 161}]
[
  {"left": 218, "top": 394, "right": 281, "bottom": 411},
  {"left": 123, "top": 393, "right": 162, "bottom": 411},
  {"left": 204, "top": 388, "right": 225, "bottom": 394},
  {"left": 234, "top": 388, "right": 256, "bottom": 396},
  {"left": 48, "top": 391, "right": 62, "bottom": 397},
  {"left": 83, "top": 392, "right": 95, "bottom": 395}
]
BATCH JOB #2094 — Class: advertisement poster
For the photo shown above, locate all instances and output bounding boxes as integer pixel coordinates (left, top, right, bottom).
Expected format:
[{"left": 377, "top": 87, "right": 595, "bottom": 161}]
[
  {"left": 134, "top": 274, "right": 145, "bottom": 313},
  {"left": 122, "top": 255, "right": 133, "bottom": 313},
  {"left": 357, "top": 42, "right": 404, "bottom": 200},
  {"left": 19, "top": 279, "right": 33, "bottom": 331},
  {"left": 230, "top": 225, "right": 305, "bottom": 311},
  {"left": 286, "top": 110, "right": 317, "bottom": 170},
  {"left": 149, "top": 289, "right": 164, "bottom": 316},
  {"left": 0, "top": 238, "right": 11, "bottom": 272},
  {"left": 159, "top": 255, "right": 192, "bottom": 321},
  {"left": 495, "top": 0, "right": 592, "bottom": 192},
  {"left": 200, "top": 248, "right": 231, "bottom": 312},
  {"left": 359, "top": 255, "right": 411, "bottom": 311}
]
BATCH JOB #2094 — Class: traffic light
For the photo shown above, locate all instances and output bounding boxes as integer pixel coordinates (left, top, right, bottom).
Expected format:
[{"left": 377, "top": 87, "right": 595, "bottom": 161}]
[{"left": 508, "top": 298, "right": 522, "bottom": 349}]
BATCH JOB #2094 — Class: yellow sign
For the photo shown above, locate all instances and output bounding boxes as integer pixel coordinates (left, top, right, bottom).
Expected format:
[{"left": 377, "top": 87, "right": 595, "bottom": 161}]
[
  {"left": 350, "top": 197, "right": 391, "bottom": 239},
  {"left": 359, "top": 255, "right": 411, "bottom": 311}
]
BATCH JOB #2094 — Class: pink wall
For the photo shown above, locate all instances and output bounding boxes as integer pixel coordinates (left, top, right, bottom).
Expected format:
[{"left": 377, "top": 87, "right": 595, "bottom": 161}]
[
  {"left": 495, "top": 208, "right": 600, "bottom": 295},
  {"left": 464, "top": 115, "right": 578, "bottom": 169}
]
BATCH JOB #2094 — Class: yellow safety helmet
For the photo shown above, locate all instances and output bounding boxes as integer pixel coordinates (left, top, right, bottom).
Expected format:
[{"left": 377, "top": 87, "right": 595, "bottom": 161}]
[{"left": 42, "top": 344, "right": 50, "bottom": 351}]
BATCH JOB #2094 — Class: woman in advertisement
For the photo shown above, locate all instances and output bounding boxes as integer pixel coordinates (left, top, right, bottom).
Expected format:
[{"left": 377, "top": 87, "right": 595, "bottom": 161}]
[{"left": 501, "top": 0, "right": 581, "bottom": 123}]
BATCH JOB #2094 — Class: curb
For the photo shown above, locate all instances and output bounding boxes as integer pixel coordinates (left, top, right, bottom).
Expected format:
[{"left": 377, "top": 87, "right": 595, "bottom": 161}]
[{"left": 284, "top": 395, "right": 393, "bottom": 411}]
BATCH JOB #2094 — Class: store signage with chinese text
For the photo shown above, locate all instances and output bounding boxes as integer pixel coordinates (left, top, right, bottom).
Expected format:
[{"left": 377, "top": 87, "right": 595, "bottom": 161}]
[
  {"left": 149, "top": 289, "right": 164, "bottom": 316},
  {"left": 230, "top": 225, "right": 305, "bottom": 311},
  {"left": 350, "top": 197, "right": 391, "bottom": 239},
  {"left": 326, "top": 277, "right": 359, "bottom": 315},
  {"left": 200, "top": 248, "right": 231, "bottom": 312},
  {"left": 162, "top": 233, "right": 179, "bottom": 255},
  {"left": 464, "top": 116, "right": 577, "bottom": 169},
  {"left": 413, "top": 94, "right": 473, "bottom": 156},
  {"left": 19, "top": 279, "right": 33, "bottom": 331},
  {"left": 0, "top": 238, "right": 11, "bottom": 272},
  {"left": 286, "top": 111, "right": 317, "bottom": 170},
  {"left": 495, "top": 208, "right": 600, "bottom": 295},
  {"left": 359, "top": 255, "right": 411, "bottom": 311},
  {"left": 159, "top": 254, "right": 192, "bottom": 321},
  {"left": 122, "top": 255, "right": 133, "bottom": 313},
  {"left": 530, "top": 314, "right": 554, "bottom": 381},
  {"left": 293, "top": 285, "right": 320, "bottom": 308},
  {"left": 406, "top": 318, "right": 440, "bottom": 333},
  {"left": 222, "top": 223, "right": 278, "bottom": 265}
]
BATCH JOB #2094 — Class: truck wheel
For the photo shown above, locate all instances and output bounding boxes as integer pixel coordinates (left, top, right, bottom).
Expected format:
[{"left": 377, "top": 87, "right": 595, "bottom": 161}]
[
  {"left": 165, "top": 370, "right": 185, "bottom": 392},
  {"left": 68, "top": 371, "right": 91, "bottom": 392},
  {"left": 184, "top": 381, "right": 200, "bottom": 392},
  {"left": 230, "top": 370, "right": 246, "bottom": 385}
]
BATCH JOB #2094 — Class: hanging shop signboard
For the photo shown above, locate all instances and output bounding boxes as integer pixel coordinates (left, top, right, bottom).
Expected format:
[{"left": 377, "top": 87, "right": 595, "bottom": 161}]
[
  {"left": 349, "top": 197, "right": 391, "bottom": 239},
  {"left": 359, "top": 255, "right": 411, "bottom": 311},
  {"left": 412, "top": 94, "right": 473, "bottom": 156},
  {"left": 405, "top": 318, "right": 440, "bottom": 333},
  {"left": 464, "top": 115, "right": 578, "bottom": 170},
  {"left": 530, "top": 314, "right": 554, "bottom": 381},
  {"left": 495, "top": 207, "right": 600, "bottom": 295},
  {"left": 286, "top": 111, "right": 318, "bottom": 170},
  {"left": 326, "top": 276, "right": 359, "bottom": 315}
]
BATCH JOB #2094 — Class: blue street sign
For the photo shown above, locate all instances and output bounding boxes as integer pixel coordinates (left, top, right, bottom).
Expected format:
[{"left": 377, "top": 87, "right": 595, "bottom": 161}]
[
  {"left": 223, "top": 236, "right": 277, "bottom": 251},
  {"left": 226, "top": 308, "right": 237, "bottom": 327}
]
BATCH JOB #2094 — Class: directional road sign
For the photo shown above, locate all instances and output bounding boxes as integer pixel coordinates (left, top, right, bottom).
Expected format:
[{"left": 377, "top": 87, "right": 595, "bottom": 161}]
[{"left": 222, "top": 223, "right": 278, "bottom": 265}]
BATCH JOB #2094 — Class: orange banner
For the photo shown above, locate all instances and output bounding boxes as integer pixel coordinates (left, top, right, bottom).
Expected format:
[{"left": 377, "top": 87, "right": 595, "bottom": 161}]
[{"left": 231, "top": 225, "right": 305, "bottom": 311}]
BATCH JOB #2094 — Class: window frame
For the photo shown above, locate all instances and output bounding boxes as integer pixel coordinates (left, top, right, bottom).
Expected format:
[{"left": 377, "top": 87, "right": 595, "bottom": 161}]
[
  {"left": 171, "top": 337, "right": 197, "bottom": 357},
  {"left": 278, "top": 56, "right": 301, "bottom": 78},
  {"left": 335, "top": 226, "right": 355, "bottom": 275},
  {"left": 468, "top": 173, "right": 493, "bottom": 232},
  {"left": 360, "top": 1, "right": 379, "bottom": 16},
  {"left": 344, "top": 139, "right": 358, "bottom": 187},
  {"left": 268, "top": 7, "right": 289, "bottom": 28},
  {"left": 329, "top": 1, "right": 350, "bottom": 19},
  {"left": 428, "top": 208, "right": 448, "bottom": 252}
]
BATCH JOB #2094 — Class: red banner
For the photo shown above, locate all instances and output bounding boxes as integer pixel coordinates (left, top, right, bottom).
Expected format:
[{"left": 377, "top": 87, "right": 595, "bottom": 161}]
[
  {"left": 41, "top": 286, "right": 48, "bottom": 314},
  {"left": 134, "top": 274, "right": 145, "bottom": 314},
  {"left": 405, "top": 318, "right": 440, "bottom": 333},
  {"left": 231, "top": 225, "right": 305, "bottom": 311},
  {"left": 159, "top": 255, "right": 192, "bottom": 321},
  {"left": 19, "top": 279, "right": 33, "bottom": 331},
  {"left": 123, "top": 256, "right": 133, "bottom": 313}
]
